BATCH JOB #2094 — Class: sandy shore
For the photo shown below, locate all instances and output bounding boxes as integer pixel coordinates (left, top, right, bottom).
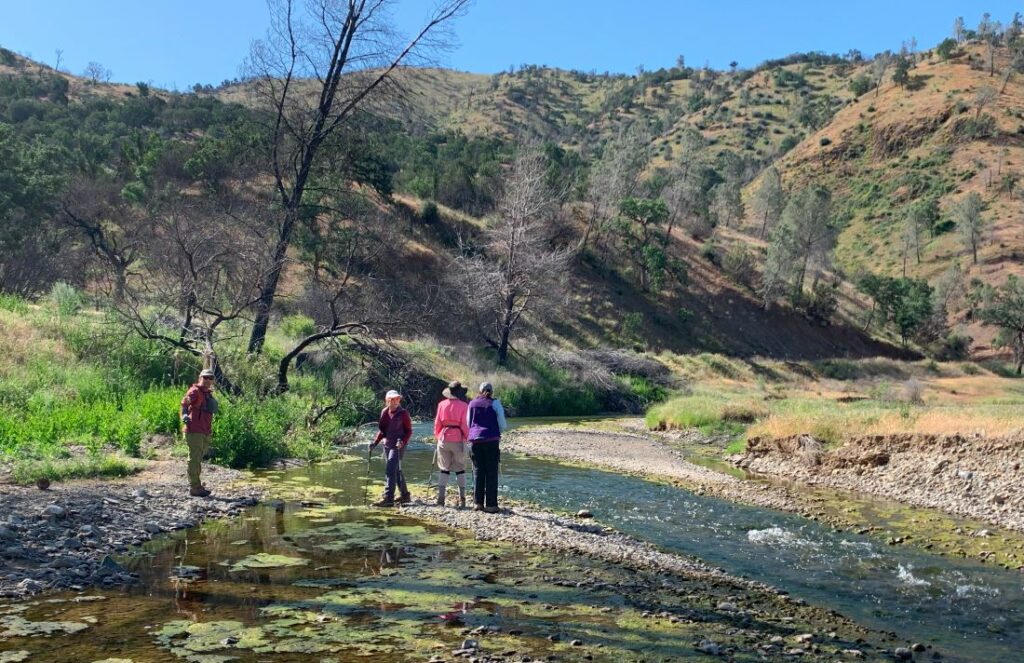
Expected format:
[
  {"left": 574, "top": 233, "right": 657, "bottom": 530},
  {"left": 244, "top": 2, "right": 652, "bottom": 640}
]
[{"left": 0, "top": 460, "right": 261, "bottom": 599}]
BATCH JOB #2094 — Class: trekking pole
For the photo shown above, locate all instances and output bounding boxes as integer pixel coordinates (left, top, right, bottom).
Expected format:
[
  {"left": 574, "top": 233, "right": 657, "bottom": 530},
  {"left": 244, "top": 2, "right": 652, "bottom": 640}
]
[
  {"left": 362, "top": 445, "right": 372, "bottom": 506},
  {"left": 426, "top": 440, "right": 439, "bottom": 488}
]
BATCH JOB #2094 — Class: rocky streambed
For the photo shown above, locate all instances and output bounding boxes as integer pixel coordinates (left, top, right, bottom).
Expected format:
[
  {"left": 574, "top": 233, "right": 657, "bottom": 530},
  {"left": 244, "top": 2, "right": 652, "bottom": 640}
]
[{"left": 0, "top": 460, "right": 261, "bottom": 600}]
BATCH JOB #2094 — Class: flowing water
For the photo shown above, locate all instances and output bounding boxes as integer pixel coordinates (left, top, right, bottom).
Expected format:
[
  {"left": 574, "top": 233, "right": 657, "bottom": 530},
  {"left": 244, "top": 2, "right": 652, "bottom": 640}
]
[{"left": 1, "top": 421, "right": 1022, "bottom": 662}]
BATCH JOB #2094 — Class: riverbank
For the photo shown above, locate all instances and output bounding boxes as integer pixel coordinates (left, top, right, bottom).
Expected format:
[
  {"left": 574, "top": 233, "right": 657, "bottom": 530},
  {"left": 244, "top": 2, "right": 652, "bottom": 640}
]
[
  {"left": 737, "top": 433, "right": 1024, "bottom": 533},
  {"left": 0, "top": 460, "right": 261, "bottom": 599}
]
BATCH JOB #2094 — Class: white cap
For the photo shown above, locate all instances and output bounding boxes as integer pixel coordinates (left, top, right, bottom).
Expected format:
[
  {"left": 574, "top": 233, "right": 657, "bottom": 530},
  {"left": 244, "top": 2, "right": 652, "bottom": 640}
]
[{"left": 385, "top": 389, "right": 402, "bottom": 400}]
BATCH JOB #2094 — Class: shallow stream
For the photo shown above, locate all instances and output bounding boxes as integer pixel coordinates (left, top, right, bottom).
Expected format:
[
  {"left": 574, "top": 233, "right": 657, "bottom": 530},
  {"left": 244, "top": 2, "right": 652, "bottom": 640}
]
[{"left": 0, "top": 421, "right": 1021, "bottom": 662}]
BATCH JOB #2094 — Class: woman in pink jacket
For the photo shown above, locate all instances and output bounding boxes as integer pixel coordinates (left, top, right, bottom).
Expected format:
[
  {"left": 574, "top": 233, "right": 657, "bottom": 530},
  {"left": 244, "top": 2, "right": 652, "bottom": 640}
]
[{"left": 433, "top": 380, "right": 470, "bottom": 507}]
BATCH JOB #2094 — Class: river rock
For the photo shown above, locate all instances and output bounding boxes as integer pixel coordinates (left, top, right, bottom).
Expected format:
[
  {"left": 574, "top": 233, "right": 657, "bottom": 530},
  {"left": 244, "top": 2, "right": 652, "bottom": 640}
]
[
  {"left": 41, "top": 504, "right": 66, "bottom": 520},
  {"left": 894, "top": 647, "right": 913, "bottom": 660},
  {"left": 132, "top": 488, "right": 149, "bottom": 499},
  {"left": 461, "top": 639, "right": 478, "bottom": 650},
  {"left": 0, "top": 526, "right": 14, "bottom": 541},
  {"left": 716, "top": 601, "right": 738, "bottom": 612},
  {"left": 911, "top": 643, "right": 926, "bottom": 652},
  {"left": 144, "top": 522, "right": 162, "bottom": 534},
  {"left": 697, "top": 639, "right": 722, "bottom": 655},
  {"left": 576, "top": 509, "right": 593, "bottom": 518},
  {"left": 62, "top": 538, "right": 82, "bottom": 550}
]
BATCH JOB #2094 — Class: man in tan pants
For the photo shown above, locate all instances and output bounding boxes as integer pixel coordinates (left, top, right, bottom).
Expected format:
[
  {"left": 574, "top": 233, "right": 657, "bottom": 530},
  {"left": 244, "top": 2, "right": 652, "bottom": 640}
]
[{"left": 181, "top": 369, "right": 218, "bottom": 497}]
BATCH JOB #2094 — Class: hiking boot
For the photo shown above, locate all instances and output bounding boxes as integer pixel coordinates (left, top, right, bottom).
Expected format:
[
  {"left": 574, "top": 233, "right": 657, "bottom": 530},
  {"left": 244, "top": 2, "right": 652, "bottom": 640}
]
[
  {"left": 483, "top": 506, "right": 500, "bottom": 514},
  {"left": 474, "top": 503, "right": 484, "bottom": 511},
  {"left": 189, "top": 487, "right": 211, "bottom": 498},
  {"left": 371, "top": 499, "right": 395, "bottom": 508},
  {"left": 398, "top": 494, "right": 413, "bottom": 505},
  {"left": 436, "top": 486, "right": 446, "bottom": 507},
  {"left": 458, "top": 487, "right": 467, "bottom": 509}
]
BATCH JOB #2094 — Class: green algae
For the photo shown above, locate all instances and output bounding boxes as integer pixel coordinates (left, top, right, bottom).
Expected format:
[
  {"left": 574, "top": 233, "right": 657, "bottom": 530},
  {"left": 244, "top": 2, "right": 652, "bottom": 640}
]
[
  {"left": 0, "top": 615, "right": 89, "bottom": 638},
  {"left": 228, "top": 554, "right": 309, "bottom": 572}
]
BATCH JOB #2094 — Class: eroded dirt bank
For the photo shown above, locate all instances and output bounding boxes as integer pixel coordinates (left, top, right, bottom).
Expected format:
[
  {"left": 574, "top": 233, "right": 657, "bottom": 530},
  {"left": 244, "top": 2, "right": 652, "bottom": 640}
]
[{"left": 737, "top": 433, "right": 1024, "bottom": 533}]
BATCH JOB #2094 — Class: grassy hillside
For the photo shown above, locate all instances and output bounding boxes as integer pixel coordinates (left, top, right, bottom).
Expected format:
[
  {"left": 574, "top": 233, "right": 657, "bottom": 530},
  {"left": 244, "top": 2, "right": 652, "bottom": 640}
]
[{"left": 765, "top": 43, "right": 1024, "bottom": 350}]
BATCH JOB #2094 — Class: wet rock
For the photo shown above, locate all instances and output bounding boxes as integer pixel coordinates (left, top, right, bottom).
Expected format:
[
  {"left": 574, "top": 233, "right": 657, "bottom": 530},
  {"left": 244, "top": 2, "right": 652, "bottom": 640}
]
[
  {"left": 461, "top": 639, "right": 478, "bottom": 650},
  {"left": 840, "top": 650, "right": 864, "bottom": 658},
  {"left": 576, "top": 509, "right": 593, "bottom": 519},
  {"left": 570, "top": 639, "right": 583, "bottom": 647},
  {"left": 894, "top": 647, "right": 913, "bottom": 660},
  {"left": 16, "top": 578, "right": 43, "bottom": 594},
  {"left": 62, "top": 538, "right": 82, "bottom": 550},
  {"left": 716, "top": 601, "right": 738, "bottom": 612},
  {"left": 41, "top": 504, "right": 66, "bottom": 521},
  {"left": 911, "top": 643, "right": 926, "bottom": 652},
  {"left": 0, "top": 526, "right": 14, "bottom": 541},
  {"left": 143, "top": 522, "right": 162, "bottom": 534},
  {"left": 132, "top": 488, "right": 149, "bottom": 499}
]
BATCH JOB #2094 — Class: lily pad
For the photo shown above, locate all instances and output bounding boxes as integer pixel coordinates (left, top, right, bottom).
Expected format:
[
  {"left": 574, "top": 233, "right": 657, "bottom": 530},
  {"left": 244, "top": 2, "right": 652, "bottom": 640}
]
[{"left": 228, "top": 554, "right": 308, "bottom": 572}]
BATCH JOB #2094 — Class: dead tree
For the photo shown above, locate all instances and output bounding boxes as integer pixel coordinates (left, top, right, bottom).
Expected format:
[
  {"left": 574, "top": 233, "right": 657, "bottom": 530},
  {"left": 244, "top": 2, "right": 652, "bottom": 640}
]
[
  {"left": 454, "top": 147, "right": 571, "bottom": 365},
  {"left": 243, "top": 0, "right": 470, "bottom": 354}
]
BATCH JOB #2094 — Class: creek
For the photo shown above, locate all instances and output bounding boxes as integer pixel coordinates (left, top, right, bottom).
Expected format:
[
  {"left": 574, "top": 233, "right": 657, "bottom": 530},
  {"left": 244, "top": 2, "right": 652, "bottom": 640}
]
[{"left": 0, "top": 420, "right": 1020, "bottom": 662}]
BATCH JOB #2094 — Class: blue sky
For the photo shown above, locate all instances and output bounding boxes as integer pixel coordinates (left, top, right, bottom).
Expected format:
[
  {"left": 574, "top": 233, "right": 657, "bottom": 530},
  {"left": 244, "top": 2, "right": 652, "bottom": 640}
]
[{"left": 0, "top": 1, "right": 1019, "bottom": 89}]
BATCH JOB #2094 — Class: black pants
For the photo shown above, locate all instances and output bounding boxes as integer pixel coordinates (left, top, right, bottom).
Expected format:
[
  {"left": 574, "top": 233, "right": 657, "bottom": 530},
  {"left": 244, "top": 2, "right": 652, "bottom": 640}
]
[{"left": 470, "top": 441, "right": 500, "bottom": 508}]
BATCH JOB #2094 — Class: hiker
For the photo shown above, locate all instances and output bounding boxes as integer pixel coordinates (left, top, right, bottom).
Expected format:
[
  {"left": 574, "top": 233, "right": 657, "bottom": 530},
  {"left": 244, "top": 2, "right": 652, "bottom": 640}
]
[
  {"left": 369, "top": 389, "right": 413, "bottom": 507},
  {"left": 180, "top": 368, "right": 219, "bottom": 497},
  {"left": 467, "top": 382, "right": 507, "bottom": 513},
  {"left": 433, "top": 380, "right": 470, "bottom": 508}
]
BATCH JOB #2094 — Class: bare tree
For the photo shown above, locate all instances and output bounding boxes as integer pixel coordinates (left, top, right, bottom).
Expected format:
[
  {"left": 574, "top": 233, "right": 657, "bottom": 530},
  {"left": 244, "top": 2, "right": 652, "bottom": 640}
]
[
  {"left": 872, "top": 51, "right": 892, "bottom": 97},
  {"left": 454, "top": 147, "right": 571, "bottom": 365},
  {"left": 115, "top": 196, "right": 270, "bottom": 391},
  {"left": 60, "top": 177, "right": 146, "bottom": 301},
  {"left": 243, "top": 0, "right": 471, "bottom": 354},
  {"left": 276, "top": 200, "right": 410, "bottom": 393},
  {"left": 974, "top": 85, "right": 997, "bottom": 120},
  {"left": 954, "top": 192, "right": 985, "bottom": 264},
  {"left": 954, "top": 16, "right": 965, "bottom": 43},
  {"left": 54, "top": 49, "right": 63, "bottom": 71},
  {"left": 82, "top": 61, "right": 110, "bottom": 84}
]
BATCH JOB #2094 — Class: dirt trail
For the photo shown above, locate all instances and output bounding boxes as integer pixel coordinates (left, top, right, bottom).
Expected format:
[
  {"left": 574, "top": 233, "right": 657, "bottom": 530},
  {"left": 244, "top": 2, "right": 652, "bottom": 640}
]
[{"left": 738, "top": 433, "right": 1024, "bottom": 532}]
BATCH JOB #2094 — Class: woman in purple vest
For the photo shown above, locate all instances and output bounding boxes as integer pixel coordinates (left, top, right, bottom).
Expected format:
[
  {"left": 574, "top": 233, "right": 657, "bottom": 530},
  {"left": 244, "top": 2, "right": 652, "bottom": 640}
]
[{"left": 466, "top": 382, "right": 507, "bottom": 513}]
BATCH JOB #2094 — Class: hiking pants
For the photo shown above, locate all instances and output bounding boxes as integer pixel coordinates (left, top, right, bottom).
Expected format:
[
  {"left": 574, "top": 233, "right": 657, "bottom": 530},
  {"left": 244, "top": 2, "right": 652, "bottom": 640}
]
[
  {"left": 185, "top": 432, "right": 211, "bottom": 489},
  {"left": 470, "top": 441, "right": 500, "bottom": 508},
  {"left": 383, "top": 445, "right": 409, "bottom": 501}
]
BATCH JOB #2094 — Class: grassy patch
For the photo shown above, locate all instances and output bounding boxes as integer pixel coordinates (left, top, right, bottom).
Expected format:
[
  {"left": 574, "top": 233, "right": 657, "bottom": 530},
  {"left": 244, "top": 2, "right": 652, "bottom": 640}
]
[{"left": 9, "top": 453, "right": 142, "bottom": 484}]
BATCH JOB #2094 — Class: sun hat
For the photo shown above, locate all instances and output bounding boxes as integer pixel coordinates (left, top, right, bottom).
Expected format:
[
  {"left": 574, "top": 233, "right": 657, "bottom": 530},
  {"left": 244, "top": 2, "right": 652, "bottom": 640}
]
[
  {"left": 199, "top": 369, "right": 215, "bottom": 379},
  {"left": 385, "top": 389, "right": 402, "bottom": 400},
  {"left": 442, "top": 380, "right": 467, "bottom": 399}
]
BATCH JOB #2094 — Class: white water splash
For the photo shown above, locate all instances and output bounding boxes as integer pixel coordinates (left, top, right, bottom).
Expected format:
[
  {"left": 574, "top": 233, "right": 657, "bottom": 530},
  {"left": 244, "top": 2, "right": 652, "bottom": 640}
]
[
  {"left": 955, "top": 583, "right": 1000, "bottom": 598},
  {"left": 746, "top": 527, "right": 816, "bottom": 548},
  {"left": 896, "top": 564, "right": 931, "bottom": 587}
]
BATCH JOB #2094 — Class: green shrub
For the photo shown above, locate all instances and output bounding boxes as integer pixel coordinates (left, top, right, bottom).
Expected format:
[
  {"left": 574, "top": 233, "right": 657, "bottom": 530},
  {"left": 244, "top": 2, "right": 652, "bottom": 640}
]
[
  {"left": 814, "top": 359, "right": 862, "bottom": 381},
  {"left": 211, "top": 394, "right": 303, "bottom": 468},
  {"left": 961, "top": 362, "right": 981, "bottom": 376},
  {"left": 419, "top": 200, "right": 440, "bottom": 224},
  {"left": 280, "top": 314, "right": 317, "bottom": 338},
  {"left": 0, "top": 293, "right": 29, "bottom": 314},
  {"left": 49, "top": 282, "right": 84, "bottom": 317}
]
